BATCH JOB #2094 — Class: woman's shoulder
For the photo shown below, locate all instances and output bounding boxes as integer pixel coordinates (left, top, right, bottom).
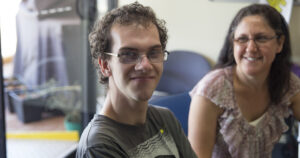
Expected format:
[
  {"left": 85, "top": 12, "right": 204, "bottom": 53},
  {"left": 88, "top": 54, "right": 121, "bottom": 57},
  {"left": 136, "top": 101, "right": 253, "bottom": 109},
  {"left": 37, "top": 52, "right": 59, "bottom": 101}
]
[
  {"left": 289, "top": 73, "right": 300, "bottom": 93},
  {"left": 281, "top": 73, "right": 300, "bottom": 105},
  {"left": 190, "top": 66, "right": 235, "bottom": 109},
  {"left": 202, "top": 67, "right": 231, "bottom": 83},
  {"left": 190, "top": 67, "right": 232, "bottom": 94}
]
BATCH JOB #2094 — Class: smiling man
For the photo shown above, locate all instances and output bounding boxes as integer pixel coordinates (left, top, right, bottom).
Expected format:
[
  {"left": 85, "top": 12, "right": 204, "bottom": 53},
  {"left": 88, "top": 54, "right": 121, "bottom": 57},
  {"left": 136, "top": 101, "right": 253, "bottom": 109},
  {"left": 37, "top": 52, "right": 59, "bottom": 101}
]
[{"left": 76, "top": 2, "right": 196, "bottom": 158}]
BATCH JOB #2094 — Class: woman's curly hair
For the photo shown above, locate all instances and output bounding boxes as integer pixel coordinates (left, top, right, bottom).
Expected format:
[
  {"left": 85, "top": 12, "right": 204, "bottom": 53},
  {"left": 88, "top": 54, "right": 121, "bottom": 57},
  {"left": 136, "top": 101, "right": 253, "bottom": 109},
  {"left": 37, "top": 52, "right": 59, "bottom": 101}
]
[{"left": 89, "top": 2, "right": 168, "bottom": 84}]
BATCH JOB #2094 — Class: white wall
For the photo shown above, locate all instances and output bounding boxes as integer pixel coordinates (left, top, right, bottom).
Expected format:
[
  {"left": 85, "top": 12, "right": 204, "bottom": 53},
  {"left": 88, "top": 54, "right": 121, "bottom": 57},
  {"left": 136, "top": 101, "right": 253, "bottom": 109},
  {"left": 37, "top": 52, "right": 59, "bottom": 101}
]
[
  {"left": 119, "top": 0, "right": 300, "bottom": 65},
  {"left": 290, "top": 7, "right": 300, "bottom": 63},
  {"left": 0, "top": 0, "right": 22, "bottom": 58}
]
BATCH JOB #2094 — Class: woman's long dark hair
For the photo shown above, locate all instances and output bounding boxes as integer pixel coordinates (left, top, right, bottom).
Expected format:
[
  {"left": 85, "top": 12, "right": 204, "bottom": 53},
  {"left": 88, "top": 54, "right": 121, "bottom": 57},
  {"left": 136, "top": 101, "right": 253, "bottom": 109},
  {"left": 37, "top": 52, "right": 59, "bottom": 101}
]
[{"left": 216, "top": 4, "right": 292, "bottom": 104}]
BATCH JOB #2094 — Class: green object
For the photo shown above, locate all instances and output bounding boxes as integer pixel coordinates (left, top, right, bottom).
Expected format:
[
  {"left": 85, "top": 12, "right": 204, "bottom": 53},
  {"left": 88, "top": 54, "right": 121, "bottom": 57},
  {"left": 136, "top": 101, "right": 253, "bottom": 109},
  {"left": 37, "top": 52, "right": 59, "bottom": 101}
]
[{"left": 64, "top": 118, "right": 81, "bottom": 132}]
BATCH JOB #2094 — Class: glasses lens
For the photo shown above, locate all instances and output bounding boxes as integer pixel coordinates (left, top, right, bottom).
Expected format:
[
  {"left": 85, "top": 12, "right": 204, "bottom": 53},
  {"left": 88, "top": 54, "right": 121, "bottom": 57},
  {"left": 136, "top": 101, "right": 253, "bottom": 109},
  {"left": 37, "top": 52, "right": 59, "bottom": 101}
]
[
  {"left": 234, "top": 36, "right": 249, "bottom": 44},
  {"left": 234, "top": 35, "right": 277, "bottom": 46},
  {"left": 117, "top": 50, "right": 167, "bottom": 64},
  {"left": 254, "top": 35, "right": 277, "bottom": 43},
  {"left": 119, "top": 52, "right": 139, "bottom": 64},
  {"left": 148, "top": 50, "right": 165, "bottom": 63}
]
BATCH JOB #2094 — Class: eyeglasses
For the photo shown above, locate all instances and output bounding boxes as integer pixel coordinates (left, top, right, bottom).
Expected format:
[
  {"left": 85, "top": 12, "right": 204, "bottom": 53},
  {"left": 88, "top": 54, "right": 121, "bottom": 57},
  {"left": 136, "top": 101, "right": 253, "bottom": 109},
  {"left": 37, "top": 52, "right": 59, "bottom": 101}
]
[
  {"left": 105, "top": 50, "right": 169, "bottom": 64},
  {"left": 234, "top": 35, "right": 278, "bottom": 46}
]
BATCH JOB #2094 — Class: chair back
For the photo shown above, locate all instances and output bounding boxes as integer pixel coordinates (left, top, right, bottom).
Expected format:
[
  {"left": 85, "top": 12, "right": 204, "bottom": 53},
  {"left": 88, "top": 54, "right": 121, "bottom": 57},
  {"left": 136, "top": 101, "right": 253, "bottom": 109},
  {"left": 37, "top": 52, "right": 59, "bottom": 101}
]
[
  {"left": 149, "top": 92, "right": 191, "bottom": 135},
  {"left": 156, "top": 50, "right": 211, "bottom": 94}
]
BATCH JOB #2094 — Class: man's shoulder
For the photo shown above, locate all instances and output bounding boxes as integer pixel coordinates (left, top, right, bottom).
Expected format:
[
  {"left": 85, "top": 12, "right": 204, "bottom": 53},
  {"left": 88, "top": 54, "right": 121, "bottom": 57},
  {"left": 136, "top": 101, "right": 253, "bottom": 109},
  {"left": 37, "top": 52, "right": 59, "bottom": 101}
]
[
  {"left": 149, "top": 105, "right": 170, "bottom": 112},
  {"left": 76, "top": 115, "right": 123, "bottom": 157},
  {"left": 148, "top": 105, "right": 178, "bottom": 126},
  {"left": 79, "top": 115, "right": 119, "bottom": 146},
  {"left": 148, "top": 105, "right": 174, "bottom": 117}
]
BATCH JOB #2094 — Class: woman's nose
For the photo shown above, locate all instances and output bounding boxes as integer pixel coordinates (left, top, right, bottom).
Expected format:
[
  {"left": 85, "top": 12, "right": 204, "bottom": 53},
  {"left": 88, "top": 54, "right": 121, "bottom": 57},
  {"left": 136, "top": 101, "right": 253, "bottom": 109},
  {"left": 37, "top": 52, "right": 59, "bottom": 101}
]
[{"left": 246, "top": 39, "right": 258, "bottom": 52}]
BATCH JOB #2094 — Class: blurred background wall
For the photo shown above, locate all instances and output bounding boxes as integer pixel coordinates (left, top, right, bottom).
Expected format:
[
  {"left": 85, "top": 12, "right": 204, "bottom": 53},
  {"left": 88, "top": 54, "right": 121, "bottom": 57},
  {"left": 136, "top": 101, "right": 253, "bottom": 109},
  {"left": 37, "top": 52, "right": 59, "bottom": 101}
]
[{"left": 120, "top": 0, "right": 300, "bottom": 65}]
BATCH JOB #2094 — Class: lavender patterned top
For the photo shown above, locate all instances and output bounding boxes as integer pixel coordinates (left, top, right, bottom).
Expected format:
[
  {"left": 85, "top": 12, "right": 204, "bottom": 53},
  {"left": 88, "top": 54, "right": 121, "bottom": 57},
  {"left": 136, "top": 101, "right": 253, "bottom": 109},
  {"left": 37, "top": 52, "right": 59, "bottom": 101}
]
[{"left": 190, "top": 66, "right": 300, "bottom": 158}]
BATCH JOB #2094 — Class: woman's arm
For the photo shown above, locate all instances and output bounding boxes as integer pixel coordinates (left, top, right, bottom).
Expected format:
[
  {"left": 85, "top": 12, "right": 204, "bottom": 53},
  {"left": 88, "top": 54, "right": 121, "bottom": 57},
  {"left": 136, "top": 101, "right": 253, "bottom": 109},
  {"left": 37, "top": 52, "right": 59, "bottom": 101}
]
[
  {"left": 188, "top": 95, "right": 223, "bottom": 158},
  {"left": 290, "top": 92, "right": 300, "bottom": 121}
]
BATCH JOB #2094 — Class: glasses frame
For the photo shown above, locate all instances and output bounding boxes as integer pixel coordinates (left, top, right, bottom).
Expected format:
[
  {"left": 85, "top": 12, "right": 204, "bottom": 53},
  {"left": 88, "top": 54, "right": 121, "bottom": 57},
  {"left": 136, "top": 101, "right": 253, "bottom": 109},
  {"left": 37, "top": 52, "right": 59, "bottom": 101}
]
[
  {"left": 105, "top": 50, "right": 170, "bottom": 64},
  {"left": 233, "top": 35, "right": 279, "bottom": 47}
]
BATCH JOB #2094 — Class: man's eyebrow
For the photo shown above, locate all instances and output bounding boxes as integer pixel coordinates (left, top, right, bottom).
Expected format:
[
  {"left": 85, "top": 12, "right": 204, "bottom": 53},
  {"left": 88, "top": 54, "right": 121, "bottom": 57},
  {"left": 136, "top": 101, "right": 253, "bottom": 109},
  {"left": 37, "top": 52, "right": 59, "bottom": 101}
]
[
  {"left": 119, "top": 47, "right": 138, "bottom": 51},
  {"left": 150, "top": 45, "right": 163, "bottom": 49},
  {"left": 119, "top": 45, "right": 163, "bottom": 51}
]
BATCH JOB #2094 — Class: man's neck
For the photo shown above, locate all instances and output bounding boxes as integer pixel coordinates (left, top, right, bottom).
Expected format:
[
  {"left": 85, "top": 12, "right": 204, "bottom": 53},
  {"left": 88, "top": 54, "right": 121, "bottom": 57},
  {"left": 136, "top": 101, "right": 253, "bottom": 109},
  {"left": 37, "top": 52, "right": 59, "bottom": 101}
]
[{"left": 100, "top": 93, "right": 149, "bottom": 125}]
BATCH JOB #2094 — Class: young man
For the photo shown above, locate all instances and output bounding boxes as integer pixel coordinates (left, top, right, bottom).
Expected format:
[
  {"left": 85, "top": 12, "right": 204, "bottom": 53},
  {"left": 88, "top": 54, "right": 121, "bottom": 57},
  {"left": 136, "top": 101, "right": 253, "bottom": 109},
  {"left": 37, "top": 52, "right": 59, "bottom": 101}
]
[{"left": 76, "top": 2, "right": 197, "bottom": 158}]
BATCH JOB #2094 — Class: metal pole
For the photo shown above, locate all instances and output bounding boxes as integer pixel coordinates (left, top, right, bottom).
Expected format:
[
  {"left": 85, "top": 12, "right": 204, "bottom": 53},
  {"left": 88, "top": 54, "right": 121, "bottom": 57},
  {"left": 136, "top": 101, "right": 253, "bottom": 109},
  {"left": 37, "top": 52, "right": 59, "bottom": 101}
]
[
  {"left": 80, "top": 0, "right": 97, "bottom": 131},
  {"left": 80, "top": 0, "right": 119, "bottom": 132},
  {"left": 0, "top": 30, "right": 7, "bottom": 158},
  {"left": 298, "top": 123, "right": 300, "bottom": 158}
]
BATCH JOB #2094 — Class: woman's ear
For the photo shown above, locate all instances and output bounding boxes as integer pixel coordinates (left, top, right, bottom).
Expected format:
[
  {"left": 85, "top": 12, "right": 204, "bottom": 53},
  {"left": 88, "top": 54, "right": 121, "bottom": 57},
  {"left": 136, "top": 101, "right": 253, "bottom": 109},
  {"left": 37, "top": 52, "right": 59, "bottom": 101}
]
[
  {"left": 276, "top": 35, "right": 285, "bottom": 54},
  {"left": 98, "top": 58, "right": 111, "bottom": 77}
]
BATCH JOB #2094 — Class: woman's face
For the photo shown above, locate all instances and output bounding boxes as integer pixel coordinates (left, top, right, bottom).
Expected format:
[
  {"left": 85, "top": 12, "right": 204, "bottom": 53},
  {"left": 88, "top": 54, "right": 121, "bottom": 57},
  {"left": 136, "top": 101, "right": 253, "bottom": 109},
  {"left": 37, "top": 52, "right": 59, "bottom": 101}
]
[{"left": 233, "top": 15, "right": 284, "bottom": 77}]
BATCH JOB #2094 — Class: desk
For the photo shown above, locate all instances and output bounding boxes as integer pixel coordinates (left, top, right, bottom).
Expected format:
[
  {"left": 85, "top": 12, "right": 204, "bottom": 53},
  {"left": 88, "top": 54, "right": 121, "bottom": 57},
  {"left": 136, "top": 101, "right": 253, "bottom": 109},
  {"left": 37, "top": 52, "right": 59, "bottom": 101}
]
[
  {"left": 5, "top": 109, "right": 78, "bottom": 158},
  {"left": 6, "top": 131, "right": 79, "bottom": 158},
  {"left": 7, "top": 139, "right": 77, "bottom": 158}
]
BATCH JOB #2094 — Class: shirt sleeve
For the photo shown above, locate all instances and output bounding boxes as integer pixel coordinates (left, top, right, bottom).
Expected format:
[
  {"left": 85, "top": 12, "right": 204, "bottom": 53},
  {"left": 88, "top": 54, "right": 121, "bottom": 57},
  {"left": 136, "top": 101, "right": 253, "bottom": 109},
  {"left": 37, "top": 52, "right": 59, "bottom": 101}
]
[
  {"left": 288, "top": 73, "right": 300, "bottom": 97},
  {"left": 189, "top": 68, "right": 235, "bottom": 109}
]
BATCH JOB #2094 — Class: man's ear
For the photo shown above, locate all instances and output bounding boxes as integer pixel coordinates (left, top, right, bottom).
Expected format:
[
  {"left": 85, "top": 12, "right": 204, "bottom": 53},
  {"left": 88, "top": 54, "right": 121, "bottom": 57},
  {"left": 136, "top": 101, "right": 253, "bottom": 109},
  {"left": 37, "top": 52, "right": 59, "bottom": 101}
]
[{"left": 98, "top": 58, "right": 111, "bottom": 77}]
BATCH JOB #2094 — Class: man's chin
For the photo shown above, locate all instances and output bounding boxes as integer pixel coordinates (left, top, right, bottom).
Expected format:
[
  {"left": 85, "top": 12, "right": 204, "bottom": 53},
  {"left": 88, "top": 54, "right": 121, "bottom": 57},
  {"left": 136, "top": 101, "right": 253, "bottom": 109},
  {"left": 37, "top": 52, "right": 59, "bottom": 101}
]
[
  {"left": 137, "top": 95, "right": 152, "bottom": 102},
  {"left": 133, "top": 91, "right": 153, "bottom": 102}
]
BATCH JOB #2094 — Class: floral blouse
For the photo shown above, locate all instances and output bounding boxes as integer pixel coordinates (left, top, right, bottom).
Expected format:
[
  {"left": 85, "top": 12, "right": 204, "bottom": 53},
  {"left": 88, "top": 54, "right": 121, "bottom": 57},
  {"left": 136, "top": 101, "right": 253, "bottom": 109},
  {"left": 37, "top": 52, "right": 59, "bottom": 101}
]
[{"left": 190, "top": 66, "right": 300, "bottom": 158}]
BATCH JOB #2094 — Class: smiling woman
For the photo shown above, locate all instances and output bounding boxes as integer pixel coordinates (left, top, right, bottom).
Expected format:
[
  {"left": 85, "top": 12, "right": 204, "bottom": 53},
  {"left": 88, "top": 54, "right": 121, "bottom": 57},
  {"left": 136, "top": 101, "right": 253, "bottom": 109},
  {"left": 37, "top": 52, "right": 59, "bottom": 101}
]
[
  {"left": 188, "top": 4, "right": 300, "bottom": 158},
  {"left": 233, "top": 15, "right": 284, "bottom": 77}
]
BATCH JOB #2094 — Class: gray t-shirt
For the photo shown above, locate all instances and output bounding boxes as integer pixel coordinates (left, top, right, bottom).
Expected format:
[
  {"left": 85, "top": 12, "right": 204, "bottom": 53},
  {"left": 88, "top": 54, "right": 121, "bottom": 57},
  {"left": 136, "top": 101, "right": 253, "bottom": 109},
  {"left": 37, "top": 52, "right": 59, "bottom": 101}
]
[{"left": 76, "top": 105, "right": 197, "bottom": 158}]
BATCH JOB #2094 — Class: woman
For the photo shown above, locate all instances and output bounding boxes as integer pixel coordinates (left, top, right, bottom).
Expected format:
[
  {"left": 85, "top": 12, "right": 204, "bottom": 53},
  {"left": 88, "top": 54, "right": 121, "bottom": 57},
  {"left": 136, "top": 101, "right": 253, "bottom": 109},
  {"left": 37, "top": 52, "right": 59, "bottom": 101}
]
[{"left": 188, "top": 4, "right": 300, "bottom": 158}]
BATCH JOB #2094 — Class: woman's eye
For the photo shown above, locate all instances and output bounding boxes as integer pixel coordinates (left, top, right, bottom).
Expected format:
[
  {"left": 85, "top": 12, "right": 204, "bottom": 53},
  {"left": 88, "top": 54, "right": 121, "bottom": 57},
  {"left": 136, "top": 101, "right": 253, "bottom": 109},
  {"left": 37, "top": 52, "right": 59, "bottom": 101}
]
[
  {"left": 237, "top": 37, "right": 249, "bottom": 43},
  {"left": 255, "top": 36, "right": 268, "bottom": 42}
]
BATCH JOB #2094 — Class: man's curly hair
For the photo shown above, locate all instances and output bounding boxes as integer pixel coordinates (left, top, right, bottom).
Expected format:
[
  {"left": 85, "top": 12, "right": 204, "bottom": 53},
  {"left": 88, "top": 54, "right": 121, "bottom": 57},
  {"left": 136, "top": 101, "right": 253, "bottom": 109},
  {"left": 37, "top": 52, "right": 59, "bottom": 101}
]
[{"left": 89, "top": 2, "right": 168, "bottom": 84}]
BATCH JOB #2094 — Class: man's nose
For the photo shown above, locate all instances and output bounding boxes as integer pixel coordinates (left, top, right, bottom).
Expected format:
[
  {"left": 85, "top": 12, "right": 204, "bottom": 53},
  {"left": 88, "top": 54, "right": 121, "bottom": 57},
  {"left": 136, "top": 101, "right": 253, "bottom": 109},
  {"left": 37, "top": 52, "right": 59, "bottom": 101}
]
[{"left": 135, "top": 55, "right": 153, "bottom": 70}]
